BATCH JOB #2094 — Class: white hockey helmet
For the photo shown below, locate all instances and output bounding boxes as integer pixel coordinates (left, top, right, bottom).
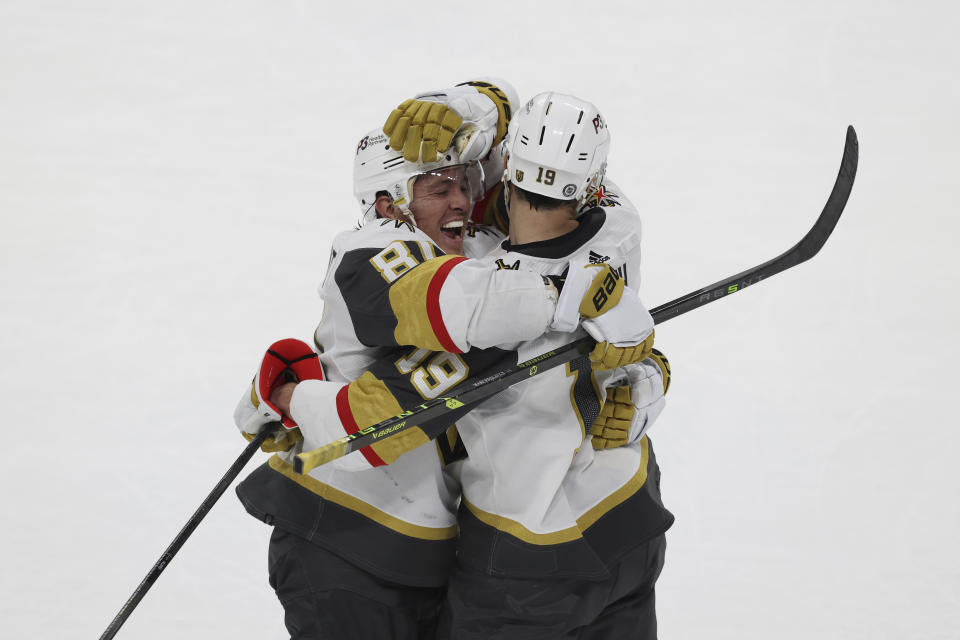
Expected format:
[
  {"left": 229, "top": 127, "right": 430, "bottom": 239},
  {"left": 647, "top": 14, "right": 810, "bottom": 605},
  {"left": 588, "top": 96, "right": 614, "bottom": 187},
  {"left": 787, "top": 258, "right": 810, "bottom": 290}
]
[
  {"left": 353, "top": 128, "right": 483, "bottom": 223},
  {"left": 503, "top": 92, "right": 610, "bottom": 206}
]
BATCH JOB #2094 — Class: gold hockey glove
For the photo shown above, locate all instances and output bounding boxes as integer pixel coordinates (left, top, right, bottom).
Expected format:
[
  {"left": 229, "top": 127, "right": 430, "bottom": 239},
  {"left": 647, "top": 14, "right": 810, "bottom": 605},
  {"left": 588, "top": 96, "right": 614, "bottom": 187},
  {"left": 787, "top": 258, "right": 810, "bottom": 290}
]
[
  {"left": 590, "top": 385, "right": 635, "bottom": 449},
  {"left": 552, "top": 262, "right": 656, "bottom": 370},
  {"left": 382, "top": 80, "right": 515, "bottom": 163},
  {"left": 552, "top": 262, "right": 626, "bottom": 332},
  {"left": 589, "top": 330, "right": 655, "bottom": 370},
  {"left": 383, "top": 99, "right": 463, "bottom": 162},
  {"left": 591, "top": 350, "right": 671, "bottom": 449}
]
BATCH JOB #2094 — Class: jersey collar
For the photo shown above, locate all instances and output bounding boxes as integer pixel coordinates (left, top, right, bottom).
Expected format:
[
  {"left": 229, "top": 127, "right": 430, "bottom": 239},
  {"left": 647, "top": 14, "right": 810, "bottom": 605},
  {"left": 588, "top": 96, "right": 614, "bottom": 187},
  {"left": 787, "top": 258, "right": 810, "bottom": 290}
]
[{"left": 500, "top": 208, "right": 606, "bottom": 258}]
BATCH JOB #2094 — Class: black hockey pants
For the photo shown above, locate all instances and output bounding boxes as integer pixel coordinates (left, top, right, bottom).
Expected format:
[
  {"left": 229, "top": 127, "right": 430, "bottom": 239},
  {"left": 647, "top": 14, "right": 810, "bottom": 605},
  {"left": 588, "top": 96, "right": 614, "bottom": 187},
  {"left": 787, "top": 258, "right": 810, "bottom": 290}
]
[
  {"left": 436, "top": 533, "right": 666, "bottom": 640},
  {"left": 268, "top": 528, "right": 444, "bottom": 640}
]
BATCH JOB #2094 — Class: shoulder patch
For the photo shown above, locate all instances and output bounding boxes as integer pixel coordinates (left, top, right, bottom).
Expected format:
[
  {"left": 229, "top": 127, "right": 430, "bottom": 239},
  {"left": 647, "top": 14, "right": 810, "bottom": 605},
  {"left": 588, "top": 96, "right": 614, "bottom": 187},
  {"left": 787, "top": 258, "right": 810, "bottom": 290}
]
[
  {"left": 379, "top": 219, "right": 416, "bottom": 233},
  {"left": 495, "top": 258, "right": 520, "bottom": 271},
  {"left": 585, "top": 184, "right": 621, "bottom": 209}
]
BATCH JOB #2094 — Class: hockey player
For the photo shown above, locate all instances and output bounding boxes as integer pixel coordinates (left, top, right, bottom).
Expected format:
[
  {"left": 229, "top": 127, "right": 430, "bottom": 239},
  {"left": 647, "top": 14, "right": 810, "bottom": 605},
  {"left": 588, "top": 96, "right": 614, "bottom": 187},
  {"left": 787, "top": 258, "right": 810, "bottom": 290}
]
[
  {"left": 436, "top": 94, "right": 673, "bottom": 640},
  {"left": 360, "top": 89, "right": 672, "bottom": 637},
  {"left": 383, "top": 91, "right": 673, "bottom": 639},
  {"left": 233, "top": 81, "right": 659, "bottom": 639}
]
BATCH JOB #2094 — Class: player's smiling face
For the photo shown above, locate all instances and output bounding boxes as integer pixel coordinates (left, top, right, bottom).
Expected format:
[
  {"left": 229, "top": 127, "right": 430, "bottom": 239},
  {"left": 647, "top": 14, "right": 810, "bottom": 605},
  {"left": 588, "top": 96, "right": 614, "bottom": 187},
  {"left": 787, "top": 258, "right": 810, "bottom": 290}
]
[{"left": 409, "top": 166, "right": 471, "bottom": 255}]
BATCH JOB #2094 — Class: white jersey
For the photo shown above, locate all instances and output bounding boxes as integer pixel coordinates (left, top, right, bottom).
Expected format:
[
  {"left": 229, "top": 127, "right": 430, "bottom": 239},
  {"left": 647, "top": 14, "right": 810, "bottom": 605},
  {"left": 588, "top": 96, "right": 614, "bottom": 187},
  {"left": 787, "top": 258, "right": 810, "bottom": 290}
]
[{"left": 452, "top": 180, "right": 673, "bottom": 577}]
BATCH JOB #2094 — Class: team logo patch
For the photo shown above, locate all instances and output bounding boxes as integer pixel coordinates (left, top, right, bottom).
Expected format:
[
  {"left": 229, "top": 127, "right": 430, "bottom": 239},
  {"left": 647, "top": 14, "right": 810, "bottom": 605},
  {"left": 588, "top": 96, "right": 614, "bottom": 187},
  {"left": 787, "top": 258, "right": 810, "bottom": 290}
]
[
  {"left": 585, "top": 185, "right": 621, "bottom": 208},
  {"left": 562, "top": 184, "right": 577, "bottom": 197},
  {"left": 515, "top": 169, "right": 524, "bottom": 182},
  {"left": 495, "top": 258, "right": 520, "bottom": 271}
]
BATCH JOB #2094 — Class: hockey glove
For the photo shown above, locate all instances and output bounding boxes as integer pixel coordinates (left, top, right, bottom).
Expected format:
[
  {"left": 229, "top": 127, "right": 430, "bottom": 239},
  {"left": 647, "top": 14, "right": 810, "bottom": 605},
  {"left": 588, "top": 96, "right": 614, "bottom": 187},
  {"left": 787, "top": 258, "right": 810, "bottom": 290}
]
[
  {"left": 590, "top": 350, "right": 670, "bottom": 449},
  {"left": 550, "top": 261, "right": 654, "bottom": 369},
  {"left": 234, "top": 338, "right": 324, "bottom": 453},
  {"left": 648, "top": 347, "right": 671, "bottom": 394},
  {"left": 584, "top": 308, "right": 655, "bottom": 370},
  {"left": 384, "top": 99, "right": 462, "bottom": 163},
  {"left": 383, "top": 80, "right": 514, "bottom": 163},
  {"left": 551, "top": 262, "right": 626, "bottom": 333},
  {"left": 590, "top": 384, "right": 635, "bottom": 449},
  {"left": 582, "top": 279, "right": 656, "bottom": 369}
]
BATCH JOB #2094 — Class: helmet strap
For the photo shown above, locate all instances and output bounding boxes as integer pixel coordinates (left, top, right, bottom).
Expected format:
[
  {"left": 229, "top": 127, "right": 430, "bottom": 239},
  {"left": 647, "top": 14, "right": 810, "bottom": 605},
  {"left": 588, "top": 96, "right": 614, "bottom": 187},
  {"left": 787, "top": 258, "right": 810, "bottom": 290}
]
[{"left": 501, "top": 168, "right": 512, "bottom": 212}]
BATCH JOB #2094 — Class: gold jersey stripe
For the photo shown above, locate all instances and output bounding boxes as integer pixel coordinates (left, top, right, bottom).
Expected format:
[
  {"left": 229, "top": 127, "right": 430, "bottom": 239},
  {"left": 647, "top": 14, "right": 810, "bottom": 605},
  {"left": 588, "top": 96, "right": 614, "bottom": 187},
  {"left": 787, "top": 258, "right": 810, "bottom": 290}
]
[
  {"left": 347, "top": 372, "right": 431, "bottom": 465},
  {"left": 268, "top": 455, "right": 457, "bottom": 540},
  {"left": 576, "top": 436, "right": 650, "bottom": 530},
  {"left": 461, "top": 436, "right": 650, "bottom": 545},
  {"left": 389, "top": 255, "right": 464, "bottom": 352},
  {"left": 462, "top": 497, "right": 584, "bottom": 545}
]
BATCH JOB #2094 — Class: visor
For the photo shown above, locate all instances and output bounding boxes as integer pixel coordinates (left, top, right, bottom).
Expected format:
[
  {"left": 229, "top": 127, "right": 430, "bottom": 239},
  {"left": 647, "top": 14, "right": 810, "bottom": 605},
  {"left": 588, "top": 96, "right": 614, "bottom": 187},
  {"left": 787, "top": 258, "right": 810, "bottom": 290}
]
[{"left": 409, "top": 162, "right": 485, "bottom": 211}]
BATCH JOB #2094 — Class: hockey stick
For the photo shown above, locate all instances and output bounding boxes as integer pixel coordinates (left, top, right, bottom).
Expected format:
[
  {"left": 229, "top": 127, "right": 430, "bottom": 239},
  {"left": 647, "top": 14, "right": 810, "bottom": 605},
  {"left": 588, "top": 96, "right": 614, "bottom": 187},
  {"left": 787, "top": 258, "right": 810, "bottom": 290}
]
[
  {"left": 295, "top": 125, "right": 858, "bottom": 474},
  {"left": 98, "top": 425, "right": 279, "bottom": 640}
]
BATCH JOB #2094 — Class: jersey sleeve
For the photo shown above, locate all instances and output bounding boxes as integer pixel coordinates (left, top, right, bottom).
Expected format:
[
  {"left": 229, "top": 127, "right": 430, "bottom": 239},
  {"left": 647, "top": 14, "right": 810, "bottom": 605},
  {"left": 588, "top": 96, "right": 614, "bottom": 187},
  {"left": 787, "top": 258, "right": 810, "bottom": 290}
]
[
  {"left": 290, "top": 344, "right": 515, "bottom": 470},
  {"left": 332, "top": 222, "right": 556, "bottom": 353}
]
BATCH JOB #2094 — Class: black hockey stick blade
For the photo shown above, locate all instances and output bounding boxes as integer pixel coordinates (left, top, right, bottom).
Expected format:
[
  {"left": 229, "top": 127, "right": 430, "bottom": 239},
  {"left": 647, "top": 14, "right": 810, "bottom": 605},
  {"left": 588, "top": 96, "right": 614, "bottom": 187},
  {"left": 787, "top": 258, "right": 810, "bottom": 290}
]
[
  {"left": 295, "top": 126, "right": 858, "bottom": 474},
  {"left": 99, "top": 425, "right": 279, "bottom": 640},
  {"left": 653, "top": 125, "right": 858, "bottom": 323}
]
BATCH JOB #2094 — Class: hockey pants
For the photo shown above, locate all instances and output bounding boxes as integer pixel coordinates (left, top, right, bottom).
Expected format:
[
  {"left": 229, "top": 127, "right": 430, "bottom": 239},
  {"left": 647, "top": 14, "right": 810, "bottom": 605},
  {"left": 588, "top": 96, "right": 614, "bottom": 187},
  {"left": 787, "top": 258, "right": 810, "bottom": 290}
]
[
  {"left": 268, "top": 528, "right": 444, "bottom": 640},
  {"left": 437, "top": 533, "right": 666, "bottom": 640}
]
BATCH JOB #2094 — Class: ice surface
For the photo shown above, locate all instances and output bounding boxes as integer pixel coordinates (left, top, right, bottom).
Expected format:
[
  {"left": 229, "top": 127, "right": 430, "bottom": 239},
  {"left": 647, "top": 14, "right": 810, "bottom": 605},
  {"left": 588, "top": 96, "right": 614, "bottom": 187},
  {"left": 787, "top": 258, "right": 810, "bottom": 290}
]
[{"left": 1, "top": 1, "right": 958, "bottom": 638}]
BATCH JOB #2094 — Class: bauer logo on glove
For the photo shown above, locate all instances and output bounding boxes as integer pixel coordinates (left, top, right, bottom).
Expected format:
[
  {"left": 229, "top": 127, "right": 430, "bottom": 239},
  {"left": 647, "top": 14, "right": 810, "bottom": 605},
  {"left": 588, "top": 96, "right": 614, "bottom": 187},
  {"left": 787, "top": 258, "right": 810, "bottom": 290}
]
[
  {"left": 552, "top": 261, "right": 627, "bottom": 333},
  {"left": 588, "top": 268, "right": 622, "bottom": 315},
  {"left": 577, "top": 263, "right": 624, "bottom": 318}
]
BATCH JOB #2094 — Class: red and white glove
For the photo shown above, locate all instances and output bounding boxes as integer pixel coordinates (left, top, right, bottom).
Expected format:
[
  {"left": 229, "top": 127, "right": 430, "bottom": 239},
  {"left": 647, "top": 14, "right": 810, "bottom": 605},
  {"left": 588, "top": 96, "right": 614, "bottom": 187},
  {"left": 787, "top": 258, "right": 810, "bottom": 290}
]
[{"left": 234, "top": 338, "right": 324, "bottom": 452}]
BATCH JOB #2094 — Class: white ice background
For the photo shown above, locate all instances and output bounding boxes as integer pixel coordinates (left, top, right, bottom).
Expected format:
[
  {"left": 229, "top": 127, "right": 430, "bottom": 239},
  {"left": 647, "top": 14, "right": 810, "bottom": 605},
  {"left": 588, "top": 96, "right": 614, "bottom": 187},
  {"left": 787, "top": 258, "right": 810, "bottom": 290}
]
[{"left": 1, "top": 1, "right": 958, "bottom": 638}]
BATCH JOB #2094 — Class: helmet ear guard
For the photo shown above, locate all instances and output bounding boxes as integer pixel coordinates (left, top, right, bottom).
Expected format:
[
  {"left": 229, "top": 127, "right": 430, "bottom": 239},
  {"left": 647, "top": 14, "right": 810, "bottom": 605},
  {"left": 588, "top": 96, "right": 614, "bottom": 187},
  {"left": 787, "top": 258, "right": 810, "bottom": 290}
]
[{"left": 502, "top": 92, "right": 610, "bottom": 210}]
